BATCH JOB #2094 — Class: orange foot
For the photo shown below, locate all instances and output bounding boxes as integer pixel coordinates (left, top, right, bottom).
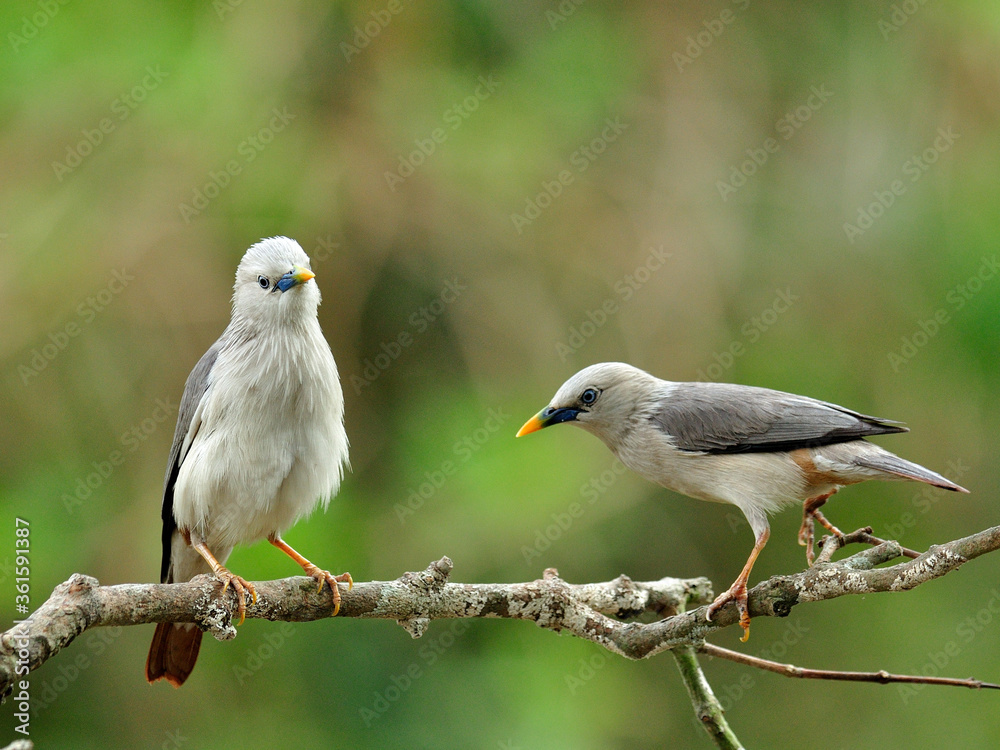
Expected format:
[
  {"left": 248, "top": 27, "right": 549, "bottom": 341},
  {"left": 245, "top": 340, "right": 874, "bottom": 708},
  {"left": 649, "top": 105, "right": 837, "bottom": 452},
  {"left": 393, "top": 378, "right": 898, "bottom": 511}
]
[
  {"left": 303, "top": 565, "right": 353, "bottom": 617},
  {"left": 706, "top": 582, "right": 751, "bottom": 643},
  {"left": 798, "top": 491, "right": 842, "bottom": 566},
  {"left": 217, "top": 568, "right": 257, "bottom": 626}
]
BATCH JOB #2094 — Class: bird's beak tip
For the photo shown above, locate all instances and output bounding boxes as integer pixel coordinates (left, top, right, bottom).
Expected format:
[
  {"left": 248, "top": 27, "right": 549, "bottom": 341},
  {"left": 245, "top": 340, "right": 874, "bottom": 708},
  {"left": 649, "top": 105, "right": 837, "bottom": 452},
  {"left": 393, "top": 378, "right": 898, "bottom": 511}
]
[
  {"left": 516, "top": 414, "right": 546, "bottom": 438},
  {"left": 293, "top": 265, "right": 315, "bottom": 283}
]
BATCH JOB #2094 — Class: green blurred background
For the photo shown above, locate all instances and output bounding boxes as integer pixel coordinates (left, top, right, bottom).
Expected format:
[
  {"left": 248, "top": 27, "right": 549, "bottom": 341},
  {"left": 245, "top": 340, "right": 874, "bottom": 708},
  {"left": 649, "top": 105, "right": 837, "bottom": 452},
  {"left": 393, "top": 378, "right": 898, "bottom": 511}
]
[{"left": 2, "top": 1, "right": 999, "bottom": 747}]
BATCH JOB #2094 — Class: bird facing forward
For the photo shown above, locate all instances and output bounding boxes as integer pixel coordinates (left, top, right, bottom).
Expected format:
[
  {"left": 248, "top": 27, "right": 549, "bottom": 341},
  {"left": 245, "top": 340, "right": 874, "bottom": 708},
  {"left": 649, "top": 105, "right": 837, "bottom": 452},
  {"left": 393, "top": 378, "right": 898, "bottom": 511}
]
[
  {"left": 516, "top": 362, "right": 967, "bottom": 641},
  {"left": 146, "top": 237, "right": 351, "bottom": 687}
]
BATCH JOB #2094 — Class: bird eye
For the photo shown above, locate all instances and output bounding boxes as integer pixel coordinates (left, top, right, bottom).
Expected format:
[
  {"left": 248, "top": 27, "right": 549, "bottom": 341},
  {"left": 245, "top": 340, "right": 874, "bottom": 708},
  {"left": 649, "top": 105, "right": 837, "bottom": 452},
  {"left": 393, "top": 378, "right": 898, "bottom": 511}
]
[
  {"left": 580, "top": 388, "right": 599, "bottom": 405},
  {"left": 258, "top": 275, "right": 269, "bottom": 289}
]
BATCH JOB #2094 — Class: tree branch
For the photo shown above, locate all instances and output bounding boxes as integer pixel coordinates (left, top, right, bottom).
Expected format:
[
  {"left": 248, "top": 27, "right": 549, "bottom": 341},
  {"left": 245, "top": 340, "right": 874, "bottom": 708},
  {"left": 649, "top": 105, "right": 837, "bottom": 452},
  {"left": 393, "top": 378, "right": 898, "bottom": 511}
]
[
  {"left": 0, "top": 560, "right": 712, "bottom": 698},
  {"left": 673, "top": 646, "right": 745, "bottom": 750},
  {"left": 2, "top": 524, "right": 999, "bottom": 706}
]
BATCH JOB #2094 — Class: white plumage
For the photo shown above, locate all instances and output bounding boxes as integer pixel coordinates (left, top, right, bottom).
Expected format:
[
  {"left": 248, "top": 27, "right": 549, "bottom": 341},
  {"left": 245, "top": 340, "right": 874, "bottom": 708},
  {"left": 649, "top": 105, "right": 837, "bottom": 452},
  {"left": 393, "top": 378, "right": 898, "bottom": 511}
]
[
  {"left": 147, "top": 237, "right": 350, "bottom": 687},
  {"left": 518, "top": 362, "right": 967, "bottom": 640}
]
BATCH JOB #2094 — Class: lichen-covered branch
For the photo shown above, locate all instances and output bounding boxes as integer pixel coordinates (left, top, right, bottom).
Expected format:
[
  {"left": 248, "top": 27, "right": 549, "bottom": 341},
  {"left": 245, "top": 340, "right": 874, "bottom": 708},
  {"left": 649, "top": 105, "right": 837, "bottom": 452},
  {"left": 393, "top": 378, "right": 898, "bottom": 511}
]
[
  {"left": 0, "top": 560, "right": 711, "bottom": 698},
  {"left": 2, "top": 524, "right": 999, "bottom": 702}
]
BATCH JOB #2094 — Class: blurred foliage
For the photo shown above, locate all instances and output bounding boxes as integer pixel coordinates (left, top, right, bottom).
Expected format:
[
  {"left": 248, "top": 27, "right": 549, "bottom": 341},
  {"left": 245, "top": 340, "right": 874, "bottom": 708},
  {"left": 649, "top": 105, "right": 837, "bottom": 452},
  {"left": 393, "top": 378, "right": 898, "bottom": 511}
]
[{"left": 1, "top": 1, "right": 999, "bottom": 747}]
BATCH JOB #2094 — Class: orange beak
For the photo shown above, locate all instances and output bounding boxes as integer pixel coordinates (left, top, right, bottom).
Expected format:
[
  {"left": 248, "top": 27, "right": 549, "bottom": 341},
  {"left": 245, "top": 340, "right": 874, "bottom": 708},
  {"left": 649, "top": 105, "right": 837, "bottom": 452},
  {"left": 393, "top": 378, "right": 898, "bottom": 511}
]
[
  {"left": 516, "top": 413, "right": 546, "bottom": 437},
  {"left": 515, "top": 406, "right": 580, "bottom": 437}
]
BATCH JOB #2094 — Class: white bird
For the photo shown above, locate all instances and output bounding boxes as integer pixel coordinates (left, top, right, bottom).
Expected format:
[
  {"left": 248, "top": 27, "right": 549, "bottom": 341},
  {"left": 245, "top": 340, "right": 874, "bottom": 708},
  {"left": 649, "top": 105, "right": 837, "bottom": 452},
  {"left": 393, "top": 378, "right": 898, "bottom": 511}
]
[
  {"left": 516, "top": 362, "right": 967, "bottom": 640},
  {"left": 146, "top": 237, "right": 351, "bottom": 686}
]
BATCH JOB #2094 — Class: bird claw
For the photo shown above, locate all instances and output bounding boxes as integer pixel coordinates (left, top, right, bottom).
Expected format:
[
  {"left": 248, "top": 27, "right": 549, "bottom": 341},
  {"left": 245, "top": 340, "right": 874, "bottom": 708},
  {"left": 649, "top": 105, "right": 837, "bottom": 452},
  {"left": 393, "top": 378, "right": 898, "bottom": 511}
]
[
  {"left": 800, "top": 512, "right": 846, "bottom": 566},
  {"left": 217, "top": 569, "right": 256, "bottom": 626},
  {"left": 304, "top": 566, "right": 353, "bottom": 617},
  {"left": 706, "top": 583, "right": 751, "bottom": 642},
  {"left": 799, "top": 492, "right": 842, "bottom": 566}
]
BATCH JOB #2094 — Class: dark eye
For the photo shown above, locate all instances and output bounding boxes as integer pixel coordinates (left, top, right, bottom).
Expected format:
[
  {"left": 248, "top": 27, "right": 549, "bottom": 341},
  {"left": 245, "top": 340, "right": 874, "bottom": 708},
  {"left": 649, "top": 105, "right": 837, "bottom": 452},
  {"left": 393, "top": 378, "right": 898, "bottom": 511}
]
[
  {"left": 580, "top": 388, "right": 599, "bottom": 405},
  {"left": 258, "top": 275, "right": 269, "bottom": 289}
]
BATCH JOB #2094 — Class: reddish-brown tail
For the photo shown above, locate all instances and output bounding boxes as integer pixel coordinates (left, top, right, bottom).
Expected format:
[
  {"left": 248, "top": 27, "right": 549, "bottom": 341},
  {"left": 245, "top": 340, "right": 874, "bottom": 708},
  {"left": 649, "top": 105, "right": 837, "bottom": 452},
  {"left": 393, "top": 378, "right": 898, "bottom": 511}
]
[{"left": 145, "top": 622, "right": 203, "bottom": 687}]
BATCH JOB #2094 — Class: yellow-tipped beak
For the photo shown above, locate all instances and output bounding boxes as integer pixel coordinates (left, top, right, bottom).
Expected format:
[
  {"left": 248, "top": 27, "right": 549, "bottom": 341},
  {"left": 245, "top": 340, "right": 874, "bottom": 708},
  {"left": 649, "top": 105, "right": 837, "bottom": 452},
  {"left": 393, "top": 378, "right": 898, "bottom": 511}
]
[
  {"left": 292, "top": 265, "right": 315, "bottom": 283},
  {"left": 516, "top": 413, "right": 546, "bottom": 437}
]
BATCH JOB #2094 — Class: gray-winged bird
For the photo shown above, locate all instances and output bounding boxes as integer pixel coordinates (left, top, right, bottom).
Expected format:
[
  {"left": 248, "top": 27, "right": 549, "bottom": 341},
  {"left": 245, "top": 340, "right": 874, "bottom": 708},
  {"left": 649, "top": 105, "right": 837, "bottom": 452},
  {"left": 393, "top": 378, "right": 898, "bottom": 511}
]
[
  {"left": 146, "top": 237, "right": 351, "bottom": 686},
  {"left": 516, "top": 362, "right": 967, "bottom": 641}
]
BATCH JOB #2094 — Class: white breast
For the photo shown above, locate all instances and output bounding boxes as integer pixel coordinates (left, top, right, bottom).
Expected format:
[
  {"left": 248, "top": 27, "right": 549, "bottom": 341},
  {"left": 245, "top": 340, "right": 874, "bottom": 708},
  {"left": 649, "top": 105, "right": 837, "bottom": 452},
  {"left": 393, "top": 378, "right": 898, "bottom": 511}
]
[{"left": 172, "top": 320, "right": 348, "bottom": 550}]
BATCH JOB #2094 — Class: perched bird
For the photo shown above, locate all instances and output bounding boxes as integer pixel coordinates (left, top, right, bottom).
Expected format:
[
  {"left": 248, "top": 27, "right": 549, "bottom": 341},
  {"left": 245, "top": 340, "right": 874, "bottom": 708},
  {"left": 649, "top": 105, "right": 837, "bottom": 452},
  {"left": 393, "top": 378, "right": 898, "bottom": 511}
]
[
  {"left": 146, "top": 237, "right": 351, "bottom": 687},
  {"left": 516, "top": 362, "right": 967, "bottom": 641}
]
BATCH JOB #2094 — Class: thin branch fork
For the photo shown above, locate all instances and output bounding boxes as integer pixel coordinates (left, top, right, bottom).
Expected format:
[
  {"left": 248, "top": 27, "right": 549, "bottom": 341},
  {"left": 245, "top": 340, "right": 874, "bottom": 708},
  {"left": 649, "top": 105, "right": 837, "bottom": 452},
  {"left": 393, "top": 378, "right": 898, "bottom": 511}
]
[{"left": 2, "top": 525, "right": 1000, "bottom": 703}]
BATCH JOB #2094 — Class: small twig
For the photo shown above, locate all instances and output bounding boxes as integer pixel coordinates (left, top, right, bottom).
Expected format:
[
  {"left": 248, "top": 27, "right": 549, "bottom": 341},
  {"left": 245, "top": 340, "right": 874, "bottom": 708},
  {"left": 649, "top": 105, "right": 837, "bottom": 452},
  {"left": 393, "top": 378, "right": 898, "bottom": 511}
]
[
  {"left": 700, "top": 643, "right": 1000, "bottom": 691},
  {"left": 857, "top": 530, "right": 922, "bottom": 560},
  {"left": 813, "top": 526, "right": 922, "bottom": 565},
  {"left": 673, "top": 645, "right": 746, "bottom": 750}
]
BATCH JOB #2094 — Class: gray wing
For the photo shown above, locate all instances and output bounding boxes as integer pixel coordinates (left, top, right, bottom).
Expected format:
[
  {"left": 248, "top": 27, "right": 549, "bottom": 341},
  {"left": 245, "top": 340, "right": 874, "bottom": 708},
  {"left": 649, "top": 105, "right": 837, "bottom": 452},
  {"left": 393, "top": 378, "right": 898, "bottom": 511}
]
[
  {"left": 159, "top": 340, "right": 220, "bottom": 582},
  {"left": 651, "top": 382, "right": 907, "bottom": 455}
]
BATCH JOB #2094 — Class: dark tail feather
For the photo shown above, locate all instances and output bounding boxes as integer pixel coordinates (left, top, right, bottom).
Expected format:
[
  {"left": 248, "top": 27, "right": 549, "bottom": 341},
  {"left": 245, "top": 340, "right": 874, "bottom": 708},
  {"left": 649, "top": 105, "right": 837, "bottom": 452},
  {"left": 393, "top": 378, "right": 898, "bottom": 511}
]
[
  {"left": 854, "top": 455, "right": 970, "bottom": 493},
  {"left": 146, "top": 622, "right": 202, "bottom": 687}
]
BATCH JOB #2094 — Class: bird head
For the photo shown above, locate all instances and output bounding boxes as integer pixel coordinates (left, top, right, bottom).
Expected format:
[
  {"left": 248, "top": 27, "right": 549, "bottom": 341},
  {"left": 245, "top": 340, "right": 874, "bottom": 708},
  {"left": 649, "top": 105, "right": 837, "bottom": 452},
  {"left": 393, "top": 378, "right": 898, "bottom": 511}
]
[
  {"left": 516, "top": 362, "right": 659, "bottom": 446},
  {"left": 232, "top": 237, "right": 321, "bottom": 327}
]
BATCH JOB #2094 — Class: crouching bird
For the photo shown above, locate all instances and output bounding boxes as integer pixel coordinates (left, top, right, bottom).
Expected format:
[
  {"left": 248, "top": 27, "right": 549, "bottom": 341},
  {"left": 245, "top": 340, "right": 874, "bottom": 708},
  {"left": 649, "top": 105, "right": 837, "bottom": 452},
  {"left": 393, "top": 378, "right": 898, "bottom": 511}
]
[
  {"left": 516, "top": 362, "right": 967, "bottom": 641},
  {"left": 146, "top": 237, "right": 351, "bottom": 687}
]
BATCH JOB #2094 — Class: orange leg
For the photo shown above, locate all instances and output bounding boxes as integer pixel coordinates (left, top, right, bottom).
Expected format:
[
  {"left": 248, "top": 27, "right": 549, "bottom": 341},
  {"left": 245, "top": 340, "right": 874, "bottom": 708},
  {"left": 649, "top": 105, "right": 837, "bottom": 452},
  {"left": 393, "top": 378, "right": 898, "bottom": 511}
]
[
  {"left": 797, "top": 490, "right": 842, "bottom": 565},
  {"left": 268, "top": 534, "right": 352, "bottom": 617},
  {"left": 706, "top": 527, "right": 770, "bottom": 643},
  {"left": 187, "top": 530, "right": 257, "bottom": 625}
]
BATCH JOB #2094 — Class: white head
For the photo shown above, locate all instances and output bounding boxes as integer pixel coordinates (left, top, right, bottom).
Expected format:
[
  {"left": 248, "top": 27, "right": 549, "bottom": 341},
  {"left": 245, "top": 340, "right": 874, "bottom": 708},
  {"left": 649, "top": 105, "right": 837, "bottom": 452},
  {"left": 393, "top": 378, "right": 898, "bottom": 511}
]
[
  {"left": 231, "top": 237, "right": 320, "bottom": 330},
  {"left": 516, "top": 362, "right": 662, "bottom": 447}
]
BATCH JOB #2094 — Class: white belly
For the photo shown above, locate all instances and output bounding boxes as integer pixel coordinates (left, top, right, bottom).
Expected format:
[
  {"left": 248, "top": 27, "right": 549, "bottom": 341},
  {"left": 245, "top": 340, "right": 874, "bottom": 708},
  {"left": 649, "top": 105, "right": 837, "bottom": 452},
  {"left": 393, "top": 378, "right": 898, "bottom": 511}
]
[{"left": 172, "top": 327, "right": 348, "bottom": 550}]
